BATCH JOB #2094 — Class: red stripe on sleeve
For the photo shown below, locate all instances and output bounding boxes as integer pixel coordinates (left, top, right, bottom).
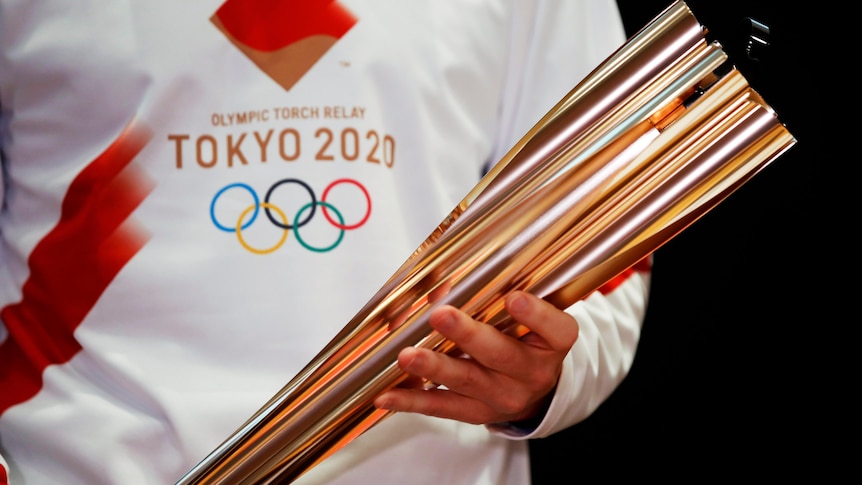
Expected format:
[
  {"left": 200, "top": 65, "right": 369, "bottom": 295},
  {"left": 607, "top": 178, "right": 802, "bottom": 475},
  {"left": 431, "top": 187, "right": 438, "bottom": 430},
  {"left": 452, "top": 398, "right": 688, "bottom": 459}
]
[
  {"left": 596, "top": 255, "right": 652, "bottom": 295},
  {"left": 0, "top": 122, "right": 154, "bottom": 415}
]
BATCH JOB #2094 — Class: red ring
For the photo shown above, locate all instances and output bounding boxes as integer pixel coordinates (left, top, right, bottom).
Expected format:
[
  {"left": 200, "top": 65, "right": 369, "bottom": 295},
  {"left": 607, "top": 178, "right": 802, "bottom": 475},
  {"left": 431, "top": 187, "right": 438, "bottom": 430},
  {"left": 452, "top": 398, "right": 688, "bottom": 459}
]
[{"left": 321, "top": 178, "right": 371, "bottom": 230}]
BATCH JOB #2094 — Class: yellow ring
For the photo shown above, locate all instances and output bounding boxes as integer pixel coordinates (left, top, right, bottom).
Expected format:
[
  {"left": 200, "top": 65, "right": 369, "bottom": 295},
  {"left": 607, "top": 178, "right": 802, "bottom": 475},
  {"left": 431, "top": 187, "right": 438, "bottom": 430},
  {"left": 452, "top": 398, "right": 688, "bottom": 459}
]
[{"left": 236, "top": 202, "right": 289, "bottom": 254}]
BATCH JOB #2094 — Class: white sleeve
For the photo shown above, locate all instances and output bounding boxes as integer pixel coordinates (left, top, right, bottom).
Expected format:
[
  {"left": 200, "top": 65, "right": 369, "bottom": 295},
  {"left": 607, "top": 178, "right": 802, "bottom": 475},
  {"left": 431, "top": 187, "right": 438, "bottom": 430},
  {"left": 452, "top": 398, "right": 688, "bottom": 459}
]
[
  {"left": 531, "top": 264, "right": 650, "bottom": 437},
  {"left": 486, "top": 0, "right": 652, "bottom": 438}
]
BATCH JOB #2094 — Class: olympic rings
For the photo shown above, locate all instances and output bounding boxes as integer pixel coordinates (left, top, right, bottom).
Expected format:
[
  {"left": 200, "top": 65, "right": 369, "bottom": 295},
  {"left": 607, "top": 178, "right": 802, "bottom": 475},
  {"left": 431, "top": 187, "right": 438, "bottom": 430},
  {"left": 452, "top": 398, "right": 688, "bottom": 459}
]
[{"left": 210, "top": 178, "right": 372, "bottom": 253}]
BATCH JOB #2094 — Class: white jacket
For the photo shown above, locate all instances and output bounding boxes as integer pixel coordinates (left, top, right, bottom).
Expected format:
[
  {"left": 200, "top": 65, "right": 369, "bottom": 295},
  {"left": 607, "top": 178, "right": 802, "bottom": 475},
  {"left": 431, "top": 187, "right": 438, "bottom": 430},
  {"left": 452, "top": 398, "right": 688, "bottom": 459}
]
[{"left": 0, "top": 1, "right": 648, "bottom": 484}]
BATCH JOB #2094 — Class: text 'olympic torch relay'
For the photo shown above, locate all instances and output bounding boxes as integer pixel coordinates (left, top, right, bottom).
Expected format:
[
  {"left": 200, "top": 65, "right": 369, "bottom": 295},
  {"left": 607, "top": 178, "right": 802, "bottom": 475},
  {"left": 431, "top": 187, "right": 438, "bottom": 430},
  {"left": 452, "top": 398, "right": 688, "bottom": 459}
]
[{"left": 177, "top": 1, "right": 797, "bottom": 483}]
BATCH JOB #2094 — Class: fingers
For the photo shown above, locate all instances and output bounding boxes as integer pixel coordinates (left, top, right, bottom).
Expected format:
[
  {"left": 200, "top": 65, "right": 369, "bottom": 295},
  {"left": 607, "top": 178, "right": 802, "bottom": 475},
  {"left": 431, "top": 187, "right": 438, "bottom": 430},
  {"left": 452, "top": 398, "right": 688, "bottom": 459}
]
[
  {"left": 504, "top": 291, "right": 579, "bottom": 351},
  {"left": 399, "top": 329, "right": 512, "bottom": 409},
  {"left": 375, "top": 345, "right": 534, "bottom": 423},
  {"left": 374, "top": 291, "right": 579, "bottom": 425},
  {"left": 374, "top": 355, "right": 494, "bottom": 425},
  {"left": 373, "top": 308, "right": 530, "bottom": 422},
  {"left": 374, "top": 385, "right": 491, "bottom": 424},
  {"left": 428, "top": 304, "right": 529, "bottom": 381}
]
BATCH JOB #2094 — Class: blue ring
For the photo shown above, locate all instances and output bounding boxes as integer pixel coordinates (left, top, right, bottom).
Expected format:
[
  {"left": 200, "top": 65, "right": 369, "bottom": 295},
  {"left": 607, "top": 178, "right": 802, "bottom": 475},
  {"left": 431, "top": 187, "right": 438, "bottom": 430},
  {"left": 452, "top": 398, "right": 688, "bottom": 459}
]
[{"left": 211, "top": 183, "right": 259, "bottom": 232}]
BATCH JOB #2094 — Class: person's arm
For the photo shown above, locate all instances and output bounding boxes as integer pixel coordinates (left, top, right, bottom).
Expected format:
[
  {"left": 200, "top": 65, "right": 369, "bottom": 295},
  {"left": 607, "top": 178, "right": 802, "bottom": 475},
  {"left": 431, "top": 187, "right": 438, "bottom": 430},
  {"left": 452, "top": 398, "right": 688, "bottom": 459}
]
[
  {"left": 491, "top": 260, "right": 650, "bottom": 437},
  {"left": 374, "top": 259, "right": 649, "bottom": 433}
]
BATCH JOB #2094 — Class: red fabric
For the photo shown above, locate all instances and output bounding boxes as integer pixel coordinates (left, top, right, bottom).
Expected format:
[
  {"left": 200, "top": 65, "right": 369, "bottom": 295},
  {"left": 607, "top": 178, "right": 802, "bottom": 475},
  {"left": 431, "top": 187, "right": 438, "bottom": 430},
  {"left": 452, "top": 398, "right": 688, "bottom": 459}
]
[
  {"left": 0, "top": 123, "right": 153, "bottom": 415},
  {"left": 214, "top": 0, "right": 357, "bottom": 50},
  {"left": 597, "top": 256, "right": 652, "bottom": 295}
]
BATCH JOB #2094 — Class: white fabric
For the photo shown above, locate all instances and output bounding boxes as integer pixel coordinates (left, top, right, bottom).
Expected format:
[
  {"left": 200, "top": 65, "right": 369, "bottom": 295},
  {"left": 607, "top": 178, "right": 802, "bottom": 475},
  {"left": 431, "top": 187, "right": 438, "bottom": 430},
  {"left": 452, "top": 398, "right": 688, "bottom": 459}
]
[{"left": 0, "top": 1, "right": 646, "bottom": 484}]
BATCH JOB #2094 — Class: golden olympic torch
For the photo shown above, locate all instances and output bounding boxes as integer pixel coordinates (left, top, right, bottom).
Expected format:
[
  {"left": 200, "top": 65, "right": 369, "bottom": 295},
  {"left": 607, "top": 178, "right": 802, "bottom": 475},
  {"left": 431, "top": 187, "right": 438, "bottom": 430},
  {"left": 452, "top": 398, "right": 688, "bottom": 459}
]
[{"left": 177, "top": 1, "right": 796, "bottom": 483}]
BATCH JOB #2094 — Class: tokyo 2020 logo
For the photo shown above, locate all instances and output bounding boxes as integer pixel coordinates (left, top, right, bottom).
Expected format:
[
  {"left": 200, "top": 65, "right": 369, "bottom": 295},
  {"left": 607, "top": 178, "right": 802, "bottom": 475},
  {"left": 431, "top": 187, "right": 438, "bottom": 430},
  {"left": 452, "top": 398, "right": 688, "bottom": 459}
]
[{"left": 210, "top": 178, "right": 371, "bottom": 254}]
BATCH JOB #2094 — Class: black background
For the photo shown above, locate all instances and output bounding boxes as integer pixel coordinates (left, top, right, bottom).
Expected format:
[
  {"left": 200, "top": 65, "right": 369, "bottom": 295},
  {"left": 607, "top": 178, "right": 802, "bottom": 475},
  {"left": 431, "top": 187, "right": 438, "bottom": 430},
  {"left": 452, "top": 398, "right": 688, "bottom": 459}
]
[{"left": 530, "top": 0, "right": 832, "bottom": 479}]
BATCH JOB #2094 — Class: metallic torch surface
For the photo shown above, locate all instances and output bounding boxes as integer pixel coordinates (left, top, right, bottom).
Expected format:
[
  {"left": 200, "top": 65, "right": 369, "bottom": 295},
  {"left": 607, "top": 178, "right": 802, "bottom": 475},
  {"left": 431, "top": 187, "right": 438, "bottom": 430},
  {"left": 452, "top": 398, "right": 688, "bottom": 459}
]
[{"left": 176, "top": 2, "right": 796, "bottom": 483}]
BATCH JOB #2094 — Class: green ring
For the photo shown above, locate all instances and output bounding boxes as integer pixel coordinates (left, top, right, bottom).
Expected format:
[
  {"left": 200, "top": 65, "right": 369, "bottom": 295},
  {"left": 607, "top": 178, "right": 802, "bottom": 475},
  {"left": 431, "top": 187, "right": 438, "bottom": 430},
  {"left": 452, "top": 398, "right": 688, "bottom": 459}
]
[{"left": 293, "top": 201, "right": 345, "bottom": 253}]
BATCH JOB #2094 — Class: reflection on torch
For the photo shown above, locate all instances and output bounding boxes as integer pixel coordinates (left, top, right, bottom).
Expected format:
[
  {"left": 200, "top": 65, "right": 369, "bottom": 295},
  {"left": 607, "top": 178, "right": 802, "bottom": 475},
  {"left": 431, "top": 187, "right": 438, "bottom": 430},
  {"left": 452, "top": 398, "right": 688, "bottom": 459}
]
[{"left": 176, "top": 1, "right": 796, "bottom": 483}]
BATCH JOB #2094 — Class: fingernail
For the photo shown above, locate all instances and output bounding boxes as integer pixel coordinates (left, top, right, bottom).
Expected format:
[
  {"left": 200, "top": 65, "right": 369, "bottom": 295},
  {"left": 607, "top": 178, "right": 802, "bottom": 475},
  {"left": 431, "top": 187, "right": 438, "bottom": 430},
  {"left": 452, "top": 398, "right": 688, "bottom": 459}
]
[
  {"left": 441, "top": 311, "right": 457, "bottom": 330},
  {"left": 432, "top": 308, "right": 457, "bottom": 332},
  {"left": 373, "top": 395, "right": 390, "bottom": 410},
  {"left": 509, "top": 293, "right": 527, "bottom": 314}
]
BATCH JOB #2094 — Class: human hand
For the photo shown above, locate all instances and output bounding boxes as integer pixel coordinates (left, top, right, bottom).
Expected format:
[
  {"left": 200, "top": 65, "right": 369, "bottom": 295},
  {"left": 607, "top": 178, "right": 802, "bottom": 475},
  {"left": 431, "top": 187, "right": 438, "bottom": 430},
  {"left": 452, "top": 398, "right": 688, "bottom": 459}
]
[{"left": 373, "top": 291, "right": 579, "bottom": 426}]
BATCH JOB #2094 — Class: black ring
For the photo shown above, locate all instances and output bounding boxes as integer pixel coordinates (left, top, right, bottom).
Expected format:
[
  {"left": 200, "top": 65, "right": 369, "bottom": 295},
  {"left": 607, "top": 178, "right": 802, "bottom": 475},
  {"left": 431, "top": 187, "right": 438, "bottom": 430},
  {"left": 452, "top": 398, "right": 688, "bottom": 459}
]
[{"left": 263, "top": 178, "right": 316, "bottom": 229}]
